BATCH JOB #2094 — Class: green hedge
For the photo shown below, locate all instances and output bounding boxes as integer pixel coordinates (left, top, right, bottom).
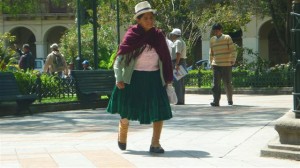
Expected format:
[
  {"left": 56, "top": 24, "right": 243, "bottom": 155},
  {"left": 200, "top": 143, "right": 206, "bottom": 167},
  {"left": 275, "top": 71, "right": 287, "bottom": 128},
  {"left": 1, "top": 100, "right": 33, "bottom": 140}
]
[
  {"left": 5, "top": 67, "right": 294, "bottom": 103},
  {"left": 186, "top": 68, "right": 294, "bottom": 88}
]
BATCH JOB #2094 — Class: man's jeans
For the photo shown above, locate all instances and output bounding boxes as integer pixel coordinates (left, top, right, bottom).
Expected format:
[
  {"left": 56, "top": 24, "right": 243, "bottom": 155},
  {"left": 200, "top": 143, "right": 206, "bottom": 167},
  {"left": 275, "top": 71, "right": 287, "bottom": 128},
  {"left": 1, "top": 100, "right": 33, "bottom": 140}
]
[
  {"left": 211, "top": 65, "right": 233, "bottom": 103},
  {"left": 172, "top": 59, "right": 186, "bottom": 104}
]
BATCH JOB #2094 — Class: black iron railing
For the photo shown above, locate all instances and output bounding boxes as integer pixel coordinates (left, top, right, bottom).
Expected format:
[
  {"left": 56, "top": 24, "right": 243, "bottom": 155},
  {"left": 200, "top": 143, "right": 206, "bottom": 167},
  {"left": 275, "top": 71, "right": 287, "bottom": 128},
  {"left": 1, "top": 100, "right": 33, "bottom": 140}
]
[{"left": 18, "top": 70, "right": 294, "bottom": 103}]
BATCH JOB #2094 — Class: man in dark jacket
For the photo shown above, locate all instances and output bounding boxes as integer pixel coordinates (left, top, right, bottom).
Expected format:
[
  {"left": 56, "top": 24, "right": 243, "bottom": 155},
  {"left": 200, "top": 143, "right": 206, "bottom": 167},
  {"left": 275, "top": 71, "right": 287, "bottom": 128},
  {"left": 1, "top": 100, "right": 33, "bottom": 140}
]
[{"left": 18, "top": 44, "right": 35, "bottom": 70}]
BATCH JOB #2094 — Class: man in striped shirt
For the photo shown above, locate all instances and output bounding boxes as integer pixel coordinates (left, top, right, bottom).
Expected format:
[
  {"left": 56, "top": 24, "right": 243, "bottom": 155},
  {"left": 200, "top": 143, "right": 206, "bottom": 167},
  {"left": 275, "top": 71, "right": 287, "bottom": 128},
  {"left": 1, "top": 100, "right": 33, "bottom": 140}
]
[{"left": 209, "top": 23, "right": 237, "bottom": 106}]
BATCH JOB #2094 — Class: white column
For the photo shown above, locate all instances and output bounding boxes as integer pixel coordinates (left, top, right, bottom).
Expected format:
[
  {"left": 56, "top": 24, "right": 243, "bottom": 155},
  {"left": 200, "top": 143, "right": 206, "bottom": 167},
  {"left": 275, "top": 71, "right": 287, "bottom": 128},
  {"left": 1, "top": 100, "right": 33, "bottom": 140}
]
[
  {"left": 202, "top": 40, "right": 210, "bottom": 61},
  {"left": 35, "top": 41, "right": 46, "bottom": 59},
  {"left": 242, "top": 37, "right": 259, "bottom": 63},
  {"left": 201, "top": 30, "right": 211, "bottom": 62}
]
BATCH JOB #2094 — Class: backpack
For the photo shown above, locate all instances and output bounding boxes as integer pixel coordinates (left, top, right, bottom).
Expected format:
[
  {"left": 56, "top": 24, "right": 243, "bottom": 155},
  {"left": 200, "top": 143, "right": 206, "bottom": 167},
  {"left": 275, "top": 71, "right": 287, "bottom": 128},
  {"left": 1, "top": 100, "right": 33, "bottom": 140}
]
[{"left": 53, "top": 54, "right": 64, "bottom": 68}]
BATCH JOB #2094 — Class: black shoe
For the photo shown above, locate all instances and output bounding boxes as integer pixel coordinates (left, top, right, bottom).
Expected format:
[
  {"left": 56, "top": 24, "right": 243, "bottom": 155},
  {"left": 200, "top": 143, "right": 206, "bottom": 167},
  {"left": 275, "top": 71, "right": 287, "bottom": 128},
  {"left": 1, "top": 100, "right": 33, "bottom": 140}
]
[
  {"left": 228, "top": 101, "right": 233, "bottom": 105},
  {"left": 210, "top": 102, "right": 220, "bottom": 106},
  {"left": 149, "top": 146, "right": 164, "bottom": 153},
  {"left": 118, "top": 141, "right": 126, "bottom": 150},
  {"left": 176, "top": 102, "right": 184, "bottom": 105}
]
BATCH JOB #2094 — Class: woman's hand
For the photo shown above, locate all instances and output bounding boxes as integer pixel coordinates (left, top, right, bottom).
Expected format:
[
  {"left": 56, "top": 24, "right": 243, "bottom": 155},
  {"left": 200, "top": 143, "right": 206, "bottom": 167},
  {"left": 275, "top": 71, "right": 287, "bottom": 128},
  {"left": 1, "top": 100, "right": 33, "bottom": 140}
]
[
  {"left": 116, "top": 81, "right": 125, "bottom": 89},
  {"left": 175, "top": 64, "right": 180, "bottom": 71}
]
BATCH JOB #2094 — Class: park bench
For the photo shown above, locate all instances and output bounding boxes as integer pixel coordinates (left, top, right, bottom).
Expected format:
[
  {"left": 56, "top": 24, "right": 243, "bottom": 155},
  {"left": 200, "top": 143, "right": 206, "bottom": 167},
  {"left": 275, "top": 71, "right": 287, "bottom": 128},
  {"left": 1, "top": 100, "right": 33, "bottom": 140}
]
[
  {"left": 72, "top": 70, "right": 115, "bottom": 107},
  {"left": 0, "top": 72, "right": 37, "bottom": 115}
]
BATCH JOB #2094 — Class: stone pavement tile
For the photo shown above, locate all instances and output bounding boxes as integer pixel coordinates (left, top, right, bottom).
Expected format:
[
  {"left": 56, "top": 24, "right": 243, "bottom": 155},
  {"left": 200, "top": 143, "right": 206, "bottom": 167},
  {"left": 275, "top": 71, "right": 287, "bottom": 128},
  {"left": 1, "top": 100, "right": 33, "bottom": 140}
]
[
  {"left": 161, "top": 157, "right": 215, "bottom": 168},
  {"left": 16, "top": 147, "right": 47, "bottom": 155},
  {"left": 75, "top": 144, "right": 110, "bottom": 151},
  {"left": 225, "top": 126, "right": 278, "bottom": 158},
  {"left": 50, "top": 153, "right": 96, "bottom": 167},
  {"left": 118, "top": 150, "right": 215, "bottom": 168},
  {"left": 0, "top": 148, "right": 16, "bottom": 155},
  {"left": 81, "top": 149, "right": 135, "bottom": 168},
  {"left": 0, "top": 160, "right": 21, "bottom": 168},
  {"left": 200, "top": 157, "right": 257, "bottom": 167},
  {"left": 0, "top": 154, "right": 18, "bottom": 161},
  {"left": 18, "top": 156, "right": 58, "bottom": 168},
  {"left": 119, "top": 152, "right": 171, "bottom": 168},
  {"left": 17, "top": 153, "right": 51, "bottom": 159},
  {"left": 233, "top": 157, "right": 300, "bottom": 168},
  {"left": 46, "top": 146, "right": 78, "bottom": 153}
]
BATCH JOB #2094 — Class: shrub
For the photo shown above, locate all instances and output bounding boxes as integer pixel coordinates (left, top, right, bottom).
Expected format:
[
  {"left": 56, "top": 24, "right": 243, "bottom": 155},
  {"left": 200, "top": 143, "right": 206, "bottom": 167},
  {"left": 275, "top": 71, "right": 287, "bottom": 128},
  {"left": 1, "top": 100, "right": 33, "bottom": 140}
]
[
  {"left": 13, "top": 70, "right": 38, "bottom": 94},
  {"left": 187, "top": 62, "right": 293, "bottom": 88},
  {"left": 0, "top": 33, "right": 17, "bottom": 70},
  {"left": 60, "top": 24, "right": 117, "bottom": 69}
]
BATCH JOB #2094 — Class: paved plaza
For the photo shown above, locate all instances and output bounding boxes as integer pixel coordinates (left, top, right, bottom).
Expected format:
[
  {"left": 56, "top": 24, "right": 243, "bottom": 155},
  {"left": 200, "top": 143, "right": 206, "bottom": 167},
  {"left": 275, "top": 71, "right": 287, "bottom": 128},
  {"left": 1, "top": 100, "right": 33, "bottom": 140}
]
[{"left": 0, "top": 94, "right": 299, "bottom": 168}]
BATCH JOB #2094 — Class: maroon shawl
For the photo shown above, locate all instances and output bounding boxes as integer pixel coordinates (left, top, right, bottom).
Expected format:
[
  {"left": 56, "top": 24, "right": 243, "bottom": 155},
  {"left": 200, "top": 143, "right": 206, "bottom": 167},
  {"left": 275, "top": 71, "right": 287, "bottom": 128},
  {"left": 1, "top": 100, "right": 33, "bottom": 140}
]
[{"left": 117, "top": 24, "right": 173, "bottom": 83}]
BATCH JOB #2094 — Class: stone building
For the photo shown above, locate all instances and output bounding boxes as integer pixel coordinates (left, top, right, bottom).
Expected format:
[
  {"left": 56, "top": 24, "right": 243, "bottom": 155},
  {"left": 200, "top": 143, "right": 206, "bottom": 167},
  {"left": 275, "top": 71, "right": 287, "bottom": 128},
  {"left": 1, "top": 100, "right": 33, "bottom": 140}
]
[{"left": 0, "top": 1, "right": 75, "bottom": 59}]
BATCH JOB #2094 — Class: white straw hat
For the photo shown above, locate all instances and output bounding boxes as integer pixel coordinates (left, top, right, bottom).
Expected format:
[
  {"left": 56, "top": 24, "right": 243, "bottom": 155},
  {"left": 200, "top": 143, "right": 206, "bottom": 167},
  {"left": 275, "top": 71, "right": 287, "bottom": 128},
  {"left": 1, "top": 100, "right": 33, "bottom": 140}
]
[{"left": 133, "top": 1, "right": 156, "bottom": 19}]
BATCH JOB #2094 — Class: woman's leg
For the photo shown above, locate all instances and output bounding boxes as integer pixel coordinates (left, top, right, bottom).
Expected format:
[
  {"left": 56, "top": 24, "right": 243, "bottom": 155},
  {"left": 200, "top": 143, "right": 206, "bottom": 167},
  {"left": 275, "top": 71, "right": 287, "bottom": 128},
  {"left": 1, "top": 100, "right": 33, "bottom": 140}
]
[
  {"left": 118, "top": 118, "right": 129, "bottom": 150},
  {"left": 150, "top": 121, "right": 164, "bottom": 153}
]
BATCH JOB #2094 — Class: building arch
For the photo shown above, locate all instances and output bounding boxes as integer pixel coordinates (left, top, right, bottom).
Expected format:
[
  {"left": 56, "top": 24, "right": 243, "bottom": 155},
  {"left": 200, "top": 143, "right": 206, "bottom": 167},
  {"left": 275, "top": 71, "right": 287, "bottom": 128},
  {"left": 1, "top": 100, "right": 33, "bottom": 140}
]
[
  {"left": 9, "top": 26, "right": 37, "bottom": 58},
  {"left": 259, "top": 20, "right": 287, "bottom": 66},
  {"left": 42, "top": 26, "right": 69, "bottom": 58}
]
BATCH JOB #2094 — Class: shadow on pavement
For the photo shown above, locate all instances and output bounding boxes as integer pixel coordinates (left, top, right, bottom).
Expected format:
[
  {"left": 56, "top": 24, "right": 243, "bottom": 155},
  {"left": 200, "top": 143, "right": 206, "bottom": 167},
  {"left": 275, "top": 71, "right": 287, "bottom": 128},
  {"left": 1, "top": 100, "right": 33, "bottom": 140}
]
[
  {"left": 0, "top": 104, "right": 290, "bottom": 134},
  {"left": 124, "top": 149, "right": 211, "bottom": 158}
]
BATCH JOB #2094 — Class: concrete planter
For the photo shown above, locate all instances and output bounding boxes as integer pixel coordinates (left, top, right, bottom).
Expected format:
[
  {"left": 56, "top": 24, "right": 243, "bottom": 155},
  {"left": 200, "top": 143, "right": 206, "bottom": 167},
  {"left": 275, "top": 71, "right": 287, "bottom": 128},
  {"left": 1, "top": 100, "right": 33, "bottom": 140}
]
[{"left": 275, "top": 110, "right": 300, "bottom": 145}]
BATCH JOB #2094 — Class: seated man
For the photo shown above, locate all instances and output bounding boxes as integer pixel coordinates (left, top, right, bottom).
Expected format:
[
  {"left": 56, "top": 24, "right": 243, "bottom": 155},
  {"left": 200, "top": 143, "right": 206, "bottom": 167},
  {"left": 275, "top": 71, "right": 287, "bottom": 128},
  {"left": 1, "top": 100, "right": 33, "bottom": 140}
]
[{"left": 82, "top": 60, "right": 93, "bottom": 70}]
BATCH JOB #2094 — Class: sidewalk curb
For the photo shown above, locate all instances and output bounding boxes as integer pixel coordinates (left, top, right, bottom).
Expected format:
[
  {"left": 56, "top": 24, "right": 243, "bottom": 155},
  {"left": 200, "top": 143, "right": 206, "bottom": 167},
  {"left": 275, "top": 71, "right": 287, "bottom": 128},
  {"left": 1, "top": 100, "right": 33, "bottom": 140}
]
[
  {"left": 0, "top": 100, "right": 108, "bottom": 117},
  {"left": 0, "top": 87, "right": 293, "bottom": 117},
  {"left": 261, "top": 137, "right": 300, "bottom": 161},
  {"left": 186, "top": 87, "right": 292, "bottom": 95}
]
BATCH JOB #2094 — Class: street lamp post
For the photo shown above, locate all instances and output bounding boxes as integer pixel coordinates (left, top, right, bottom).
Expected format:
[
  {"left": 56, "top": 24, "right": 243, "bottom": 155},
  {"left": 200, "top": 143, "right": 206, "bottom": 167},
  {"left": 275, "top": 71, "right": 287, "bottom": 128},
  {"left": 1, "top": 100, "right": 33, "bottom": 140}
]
[
  {"left": 291, "top": 0, "right": 300, "bottom": 118},
  {"left": 76, "top": 0, "right": 82, "bottom": 70},
  {"left": 92, "top": 0, "right": 98, "bottom": 69},
  {"left": 117, "top": 0, "right": 120, "bottom": 45}
]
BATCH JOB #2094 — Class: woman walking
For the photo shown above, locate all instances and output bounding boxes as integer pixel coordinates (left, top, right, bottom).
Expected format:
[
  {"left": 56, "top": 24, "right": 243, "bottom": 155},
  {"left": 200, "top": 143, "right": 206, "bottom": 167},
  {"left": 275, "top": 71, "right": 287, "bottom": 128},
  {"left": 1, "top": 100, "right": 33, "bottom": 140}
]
[{"left": 106, "top": 1, "right": 173, "bottom": 154}]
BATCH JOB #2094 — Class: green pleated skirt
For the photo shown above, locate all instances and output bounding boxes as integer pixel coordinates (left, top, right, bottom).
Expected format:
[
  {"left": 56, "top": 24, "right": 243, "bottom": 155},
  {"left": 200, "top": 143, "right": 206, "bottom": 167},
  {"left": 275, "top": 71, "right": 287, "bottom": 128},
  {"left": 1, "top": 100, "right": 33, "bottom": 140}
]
[{"left": 106, "top": 70, "right": 172, "bottom": 124}]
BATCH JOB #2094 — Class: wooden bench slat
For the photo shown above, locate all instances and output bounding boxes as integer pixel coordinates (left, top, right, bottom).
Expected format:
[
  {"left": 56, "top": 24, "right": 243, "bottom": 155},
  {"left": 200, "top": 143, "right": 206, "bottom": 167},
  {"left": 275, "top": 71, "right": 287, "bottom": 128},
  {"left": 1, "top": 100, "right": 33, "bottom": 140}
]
[
  {"left": 0, "top": 72, "right": 37, "bottom": 115},
  {"left": 72, "top": 70, "right": 115, "bottom": 106}
]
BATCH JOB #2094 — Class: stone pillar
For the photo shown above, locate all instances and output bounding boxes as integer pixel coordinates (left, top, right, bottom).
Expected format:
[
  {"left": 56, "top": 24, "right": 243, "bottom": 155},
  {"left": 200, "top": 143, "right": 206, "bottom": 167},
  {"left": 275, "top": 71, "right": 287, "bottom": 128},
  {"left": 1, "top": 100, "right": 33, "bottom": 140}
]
[
  {"left": 35, "top": 41, "right": 46, "bottom": 59},
  {"left": 201, "top": 29, "right": 211, "bottom": 61},
  {"left": 201, "top": 40, "right": 210, "bottom": 61}
]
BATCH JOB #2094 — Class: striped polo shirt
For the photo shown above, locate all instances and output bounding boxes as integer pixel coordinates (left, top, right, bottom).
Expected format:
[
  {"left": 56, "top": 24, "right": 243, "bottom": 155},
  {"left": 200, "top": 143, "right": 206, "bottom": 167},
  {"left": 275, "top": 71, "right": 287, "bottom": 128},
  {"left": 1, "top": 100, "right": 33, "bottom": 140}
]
[{"left": 209, "top": 34, "right": 237, "bottom": 66}]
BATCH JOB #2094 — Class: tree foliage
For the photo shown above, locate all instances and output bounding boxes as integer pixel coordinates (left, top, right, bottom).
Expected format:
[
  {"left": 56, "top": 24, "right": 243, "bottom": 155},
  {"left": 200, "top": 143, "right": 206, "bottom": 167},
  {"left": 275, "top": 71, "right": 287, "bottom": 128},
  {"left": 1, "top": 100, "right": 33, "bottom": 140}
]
[
  {"left": 1, "top": 0, "right": 292, "bottom": 66},
  {"left": 0, "top": 33, "right": 17, "bottom": 70},
  {"left": 224, "top": 0, "right": 292, "bottom": 56}
]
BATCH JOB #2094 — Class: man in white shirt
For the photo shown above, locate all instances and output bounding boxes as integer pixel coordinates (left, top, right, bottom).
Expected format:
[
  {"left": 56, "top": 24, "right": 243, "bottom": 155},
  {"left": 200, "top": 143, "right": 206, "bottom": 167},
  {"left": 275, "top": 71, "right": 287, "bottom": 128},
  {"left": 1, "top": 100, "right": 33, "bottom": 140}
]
[
  {"left": 170, "top": 28, "right": 187, "bottom": 105},
  {"left": 166, "top": 37, "right": 173, "bottom": 56}
]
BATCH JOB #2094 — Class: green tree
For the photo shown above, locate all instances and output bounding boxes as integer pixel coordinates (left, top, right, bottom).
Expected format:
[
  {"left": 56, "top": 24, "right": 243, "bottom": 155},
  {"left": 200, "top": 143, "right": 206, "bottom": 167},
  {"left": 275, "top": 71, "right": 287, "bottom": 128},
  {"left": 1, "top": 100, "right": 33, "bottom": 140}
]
[
  {"left": 60, "top": 24, "right": 117, "bottom": 69},
  {"left": 0, "top": 33, "right": 17, "bottom": 71},
  {"left": 223, "top": 0, "right": 292, "bottom": 57},
  {"left": 3, "top": 0, "right": 288, "bottom": 66},
  {"left": 1, "top": 0, "right": 74, "bottom": 14}
]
